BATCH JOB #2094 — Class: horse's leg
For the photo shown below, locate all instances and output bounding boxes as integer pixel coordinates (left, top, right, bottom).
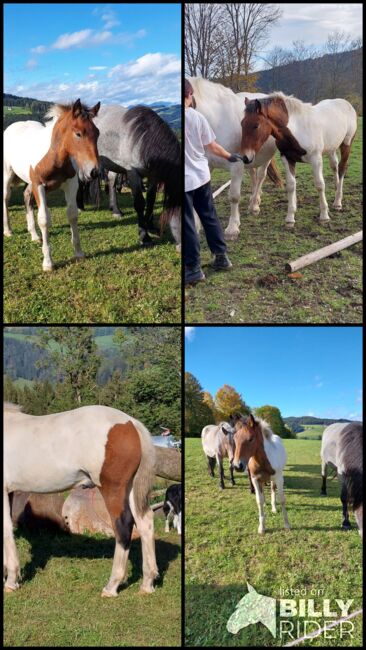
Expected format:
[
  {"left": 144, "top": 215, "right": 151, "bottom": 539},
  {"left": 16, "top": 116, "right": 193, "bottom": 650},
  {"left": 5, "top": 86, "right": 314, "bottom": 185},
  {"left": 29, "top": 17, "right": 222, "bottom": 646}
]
[
  {"left": 24, "top": 183, "right": 40, "bottom": 242},
  {"left": 129, "top": 491, "right": 159, "bottom": 593},
  {"left": 217, "top": 454, "right": 225, "bottom": 489},
  {"left": 177, "top": 510, "right": 182, "bottom": 535},
  {"left": 248, "top": 168, "right": 259, "bottom": 213},
  {"left": 76, "top": 180, "right": 85, "bottom": 211},
  {"left": 276, "top": 473, "right": 290, "bottom": 530},
  {"left": 320, "top": 460, "right": 327, "bottom": 496},
  {"left": 270, "top": 481, "right": 277, "bottom": 513},
  {"left": 108, "top": 172, "right": 123, "bottom": 218},
  {"left": 207, "top": 455, "right": 215, "bottom": 477},
  {"left": 63, "top": 177, "right": 85, "bottom": 260},
  {"left": 252, "top": 477, "right": 266, "bottom": 534},
  {"left": 225, "top": 162, "right": 243, "bottom": 240},
  {"left": 3, "top": 167, "right": 14, "bottom": 237},
  {"left": 229, "top": 460, "right": 236, "bottom": 486},
  {"left": 282, "top": 158, "right": 297, "bottom": 228},
  {"left": 100, "top": 482, "right": 135, "bottom": 597},
  {"left": 127, "top": 170, "right": 152, "bottom": 244},
  {"left": 32, "top": 183, "right": 53, "bottom": 271},
  {"left": 333, "top": 141, "right": 352, "bottom": 211},
  {"left": 163, "top": 501, "right": 172, "bottom": 533},
  {"left": 145, "top": 182, "right": 157, "bottom": 231},
  {"left": 339, "top": 473, "right": 351, "bottom": 530},
  {"left": 328, "top": 151, "right": 340, "bottom": 203},
  {"left": 249, "top": 166, "right": 269, "bottom": 215},
  {"left": 311, "top": 154, "right": 330, "bottom": 223},
  {"left": 248, "top": 467, "right": 255, "bottom": 494},
  {"left": 169, "top": 210, "right": 181, "bottom": 252},
  {"left": 194, "top": 208, "right": 202, "bottom": 233},
  {"left": 354, "top": 504, "right": 363, "bottom": 538},
  {"left": 4, "top": 489, "right": 21, "bottom": 592}
]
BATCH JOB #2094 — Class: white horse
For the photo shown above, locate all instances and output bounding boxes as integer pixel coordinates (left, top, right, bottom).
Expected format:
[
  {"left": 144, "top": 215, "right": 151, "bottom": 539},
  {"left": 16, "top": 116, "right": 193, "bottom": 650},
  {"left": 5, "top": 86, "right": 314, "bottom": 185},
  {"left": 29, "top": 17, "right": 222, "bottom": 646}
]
[
  {"left": 231, "top": 414, "right": 290, "bottom": 534},
  {"left": 188, "top": 77, "right": 282, "bottom": 239},
  {"left": 3, "top": 100, "right": 100, "bottom": 271},
  {"left": 241, "top": 92, "right": 357, "bottom": 227},
  {"left": 4, "top": 403, "right": 158, "bottom": 597},
  {"left": 201, "top": 422, "right": 236, "bottom": 489}
]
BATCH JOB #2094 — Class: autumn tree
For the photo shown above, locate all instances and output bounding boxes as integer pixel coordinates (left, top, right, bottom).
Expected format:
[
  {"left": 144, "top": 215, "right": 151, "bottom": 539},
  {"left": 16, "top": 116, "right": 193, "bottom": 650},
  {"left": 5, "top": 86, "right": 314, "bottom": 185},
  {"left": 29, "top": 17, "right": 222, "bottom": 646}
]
[
  {"left": 215, "top": 384, "right": 250, "bottom": 421},
  {"left": 254, "top": 405, "right": 293, "bottom": 438},
  {"left": 185, "top": 372, "right": 214, "bottom": 436}
]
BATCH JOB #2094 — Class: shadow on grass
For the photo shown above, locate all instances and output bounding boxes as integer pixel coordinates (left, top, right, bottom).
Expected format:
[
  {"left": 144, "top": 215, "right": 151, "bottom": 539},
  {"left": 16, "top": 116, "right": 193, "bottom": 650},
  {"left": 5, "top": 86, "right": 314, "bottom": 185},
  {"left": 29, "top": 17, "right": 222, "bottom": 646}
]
[{"left": 16, "top": 526, "right": 180, "bottom": 592}]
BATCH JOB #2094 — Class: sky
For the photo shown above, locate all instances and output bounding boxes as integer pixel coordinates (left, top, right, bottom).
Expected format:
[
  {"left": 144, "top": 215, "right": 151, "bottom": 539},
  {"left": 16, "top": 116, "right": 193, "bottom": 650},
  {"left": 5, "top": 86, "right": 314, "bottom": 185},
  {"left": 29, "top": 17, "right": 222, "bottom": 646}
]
[
  {"left": 256, "top": 3, "right": 362, "bottom": 70},
  {"left": 185, "top": 327, "right": 363, "bottom": 421},
  {"left": 4, "top": 3, "right": 181, "bottom": 105}
]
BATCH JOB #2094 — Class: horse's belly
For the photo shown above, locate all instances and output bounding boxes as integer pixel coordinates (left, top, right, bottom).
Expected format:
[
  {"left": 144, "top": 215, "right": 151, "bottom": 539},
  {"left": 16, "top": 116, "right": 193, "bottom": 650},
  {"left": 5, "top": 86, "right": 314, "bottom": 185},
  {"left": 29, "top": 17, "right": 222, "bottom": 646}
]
[
  {"left": 4, "top": 121, "right": 52, "bottom": 183},
  {"left": 5, "top": 466, "right": 91, "bottom": 494}
]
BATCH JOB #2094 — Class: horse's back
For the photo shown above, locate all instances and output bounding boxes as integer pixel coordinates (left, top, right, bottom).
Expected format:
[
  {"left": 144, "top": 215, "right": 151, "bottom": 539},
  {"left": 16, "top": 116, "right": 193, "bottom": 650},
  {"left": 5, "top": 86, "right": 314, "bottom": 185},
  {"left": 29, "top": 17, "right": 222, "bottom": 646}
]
[
  {"left": 312, "top": 99, "right": 357, "bottom": 148},
  {"left": 4, "top": 119, "right": 53, "bottom": 183}
]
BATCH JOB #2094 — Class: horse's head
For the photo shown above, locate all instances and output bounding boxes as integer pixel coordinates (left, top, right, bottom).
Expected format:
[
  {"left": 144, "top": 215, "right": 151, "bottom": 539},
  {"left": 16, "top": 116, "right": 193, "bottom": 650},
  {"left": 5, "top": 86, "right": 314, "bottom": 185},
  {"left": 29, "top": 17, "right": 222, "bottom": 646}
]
[
  {"left": 220, "top": 423, "right": 236, "bottom": 462},
  {"left": 231, "top": 413, "right": 262, "bottom": 471},
  {"left": 56, "top": 99, "right": 101, "bottom": 181},
  {"left": 227, "top": 583, "right": 276, "bottom": 637}
]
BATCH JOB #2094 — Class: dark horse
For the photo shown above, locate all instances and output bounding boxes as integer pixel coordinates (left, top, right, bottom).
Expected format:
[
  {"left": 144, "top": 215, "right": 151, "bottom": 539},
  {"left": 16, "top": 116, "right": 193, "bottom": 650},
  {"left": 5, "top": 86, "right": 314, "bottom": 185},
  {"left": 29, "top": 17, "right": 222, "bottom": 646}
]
[{"left": 92, "top": 104, "right": 181, "bottom": 246}]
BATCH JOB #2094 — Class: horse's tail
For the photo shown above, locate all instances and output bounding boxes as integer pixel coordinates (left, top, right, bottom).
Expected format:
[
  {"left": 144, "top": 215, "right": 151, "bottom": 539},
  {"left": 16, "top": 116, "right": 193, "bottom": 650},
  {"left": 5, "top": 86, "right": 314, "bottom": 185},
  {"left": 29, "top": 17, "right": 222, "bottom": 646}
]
[
  {"left": 267, "top": 158, "right": 283, "bottom": 187},
  {"left": 123, "top": 106, "right": 181, "bottom": 214},
  {"left": 339, "top": 422, "right": 363, "bottom": 511},
  {"left": 131, "top": 420, "right": 156, "bottom": 517}
]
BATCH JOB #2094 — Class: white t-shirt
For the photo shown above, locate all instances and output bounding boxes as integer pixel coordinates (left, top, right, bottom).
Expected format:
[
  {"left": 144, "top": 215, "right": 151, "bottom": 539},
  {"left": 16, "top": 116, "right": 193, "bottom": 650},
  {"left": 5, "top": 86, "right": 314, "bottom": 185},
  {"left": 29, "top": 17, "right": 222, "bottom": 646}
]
[{"left": 185, "top": 107, "right": 216, "bottom": 192}]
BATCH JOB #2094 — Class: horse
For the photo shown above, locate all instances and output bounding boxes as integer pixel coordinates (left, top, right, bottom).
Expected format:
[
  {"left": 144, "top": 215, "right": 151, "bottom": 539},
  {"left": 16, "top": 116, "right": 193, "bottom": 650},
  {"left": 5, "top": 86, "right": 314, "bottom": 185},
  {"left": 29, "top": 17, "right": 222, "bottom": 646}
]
[
  {"left": 4, "top": 403, "right": 159, "bottom": 597},
  {"left": 321, "top": 421, "right": 363, "bottom": 535},
  {"left": 163, "top": 483, "right": 181, "bottom": 535},
  {"left": 188, "top": 77, "right": 282, "bottom": 240},
  {"left": 93, "top": 104, "right": 181, "bottom": 250},
  {"left": 4, "top": 99, "right": 100, "bottom": 271},
  {"left": 230, "top": 413, "right": 290, "bottom": 534},
  {"left": 240, "top": 93, "right": 357, "bottom": 228},
  {"left": 201, "top": 422, "right": 237, "bottom": 489}
]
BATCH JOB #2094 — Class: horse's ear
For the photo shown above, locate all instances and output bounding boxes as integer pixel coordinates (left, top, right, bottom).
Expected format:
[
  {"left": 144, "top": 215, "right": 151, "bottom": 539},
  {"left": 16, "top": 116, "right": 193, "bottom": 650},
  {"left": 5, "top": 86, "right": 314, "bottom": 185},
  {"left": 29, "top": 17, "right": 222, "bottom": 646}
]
[
  {"left": 89, "top": 102, "right": 101, "bottom": 117},
  {"left": 222, "top": 426, "right": 230, "bottom": 436},
  {"left": 72, "top": 99, "right": 82, "bottom": 118},
  {"left": 247, "top": 413, "right": 256, "bottom": 428},
  {"left": 254, "top": 99, "right": 263, "bottom": 114},
  {"left": 245, "top": 97, "right": 250, "bottom": 107}
]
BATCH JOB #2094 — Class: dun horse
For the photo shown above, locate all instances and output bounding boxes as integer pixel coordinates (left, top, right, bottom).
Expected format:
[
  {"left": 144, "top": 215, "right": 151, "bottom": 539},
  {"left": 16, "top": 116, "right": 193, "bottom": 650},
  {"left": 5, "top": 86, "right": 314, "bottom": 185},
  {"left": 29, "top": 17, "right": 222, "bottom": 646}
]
[
  {"left": 321, "top": 421, "right": 363, "bottom": 535},
  {"left": 201, "top": 422, "right": 236, "bottom": 489},
  {"left": 241, "top": 93, "right": 357, "bottom": 228},
  {"left": 4, "top": 100, "right": 100, "bottom": 271},
  {"left": 231, "top": 414, "right": 290, "bottom": 534},
  {"left": 4, "top": 404, "right": 159, "bottom": 596}
]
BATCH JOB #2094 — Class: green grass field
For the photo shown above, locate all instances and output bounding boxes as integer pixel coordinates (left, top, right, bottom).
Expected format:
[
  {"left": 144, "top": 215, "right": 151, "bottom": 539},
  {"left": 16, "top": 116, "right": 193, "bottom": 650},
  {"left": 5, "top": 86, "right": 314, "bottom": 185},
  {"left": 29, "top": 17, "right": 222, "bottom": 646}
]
[
  {"left": 296, "top": 425, "right": 326, "bottom": 440},
  {"left": 185, "top": 438, "right": 362, "bottom": 647},
  {"left": 185, "top": 118, "right": 362, "bottom": 324},
  {"left": 4, "top": 106, "right": 32, "bottom": 115},
  {"left": 4, "top": 515, "right": 181, "bottom": 647},
  {"left": 4, "top": 187, "right": 180, "bottom": 323}
]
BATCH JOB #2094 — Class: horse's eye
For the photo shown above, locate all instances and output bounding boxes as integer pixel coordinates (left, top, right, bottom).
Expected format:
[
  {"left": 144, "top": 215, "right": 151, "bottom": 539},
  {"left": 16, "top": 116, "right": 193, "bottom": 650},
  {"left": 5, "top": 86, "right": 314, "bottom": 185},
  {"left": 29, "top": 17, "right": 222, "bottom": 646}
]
[
  {"left": 75, "top": 132, "right": 82, "bottom": 139},
  {"left": 253, "top": 125, "right": 259, "bottom": 130}
]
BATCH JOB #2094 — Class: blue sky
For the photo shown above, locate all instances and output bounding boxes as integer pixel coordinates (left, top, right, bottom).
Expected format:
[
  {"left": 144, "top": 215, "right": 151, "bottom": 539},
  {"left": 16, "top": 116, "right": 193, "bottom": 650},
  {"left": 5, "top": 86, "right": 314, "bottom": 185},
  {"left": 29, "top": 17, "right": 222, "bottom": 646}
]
[
  {"left": 4, "top": 3, "right": 181, "bottom": 105},
  {"left": 185, "top": 327, "right": 362, "bottom": 421}
]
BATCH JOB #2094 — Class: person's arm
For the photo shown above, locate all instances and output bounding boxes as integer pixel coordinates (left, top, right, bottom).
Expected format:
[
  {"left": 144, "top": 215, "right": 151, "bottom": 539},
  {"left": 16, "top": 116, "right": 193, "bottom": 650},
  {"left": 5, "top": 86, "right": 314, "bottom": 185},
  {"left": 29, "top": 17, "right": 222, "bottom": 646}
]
[{"left": 206, "top": 141, "right": 242, "bottom": 163}]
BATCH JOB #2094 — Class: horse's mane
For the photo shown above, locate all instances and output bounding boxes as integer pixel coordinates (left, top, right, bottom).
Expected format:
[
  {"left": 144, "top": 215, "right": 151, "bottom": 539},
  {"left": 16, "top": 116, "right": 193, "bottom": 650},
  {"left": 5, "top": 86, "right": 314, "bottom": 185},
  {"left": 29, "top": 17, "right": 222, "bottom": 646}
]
[
  {"left": 189, "top": 77, "right": 237, "bottom": 101},
  {"left": 44, "top": 102, "right": 95, "bottom": 122},
  {"left": 256, "top": 418, "right": 275, "bottom": 441},
  {"left": 268, "top": 91, "right": 313, "bottom": 114},
  {"left": 4, "top": 402, "right": 23, "bottom": 413}
]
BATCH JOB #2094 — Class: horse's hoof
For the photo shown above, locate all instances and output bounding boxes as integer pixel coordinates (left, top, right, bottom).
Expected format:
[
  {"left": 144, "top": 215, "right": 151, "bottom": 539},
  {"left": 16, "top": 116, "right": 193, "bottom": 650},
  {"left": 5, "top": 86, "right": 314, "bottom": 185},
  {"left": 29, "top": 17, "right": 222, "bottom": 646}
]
[
  {"left": 113, "top": 213, "right": 123, "bottom": 219},
  {"left": 101, "top": 589, "right": 118, "bottom": 598},
  {"left": 333, "top": 204, "right": 342, "bottom": 211},
  {"left": 139, "top": 585, "right": 155, "bottom": 594},
  {"left": 320, "top": 492, "right": 327, "bottom": 497},
  {"left": 258, "top": 529, "right": 265, "bottom": 535},
  {"left": 4, "top": 585, "right": 19, "bottom": 593},
  {"left": 319, "top": 218, "right": 331, "bottom": 224},
  {"left": 4, "top": 231, "right": 13, "bottom": 237},
  {"left": 285, "top": 222, "right": 295, "bottom": 229},
  {"left": 342, "top": 524, "right": 352, "bottom": 531},
  {"left": 285, "top": 525, "right": 291, "bottom": 531},
  {"left": 74, "top": 252, "right": 85, "bottom": 260},
  {"left": 225, "top": 231, "right": 239, "bottom": 241},
  {"left": 176, "top": 244, "right": 181, "bottom": 253},
  {"left": 250, "top": 206, "right": 260, "bottom": 215},
  {"left": 272, "top": 509, "right": 277, "bottom": 514},
  {"left": 42, "top": 266, "right": 53, "bottom": 272}
]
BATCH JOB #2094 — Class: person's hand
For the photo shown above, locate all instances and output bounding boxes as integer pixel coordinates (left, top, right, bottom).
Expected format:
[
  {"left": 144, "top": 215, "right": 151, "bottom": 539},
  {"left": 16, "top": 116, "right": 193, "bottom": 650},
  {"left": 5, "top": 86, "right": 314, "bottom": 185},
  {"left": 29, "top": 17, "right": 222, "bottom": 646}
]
[{"left": 227, "top": 153, "right": 243, "bottom": 163}]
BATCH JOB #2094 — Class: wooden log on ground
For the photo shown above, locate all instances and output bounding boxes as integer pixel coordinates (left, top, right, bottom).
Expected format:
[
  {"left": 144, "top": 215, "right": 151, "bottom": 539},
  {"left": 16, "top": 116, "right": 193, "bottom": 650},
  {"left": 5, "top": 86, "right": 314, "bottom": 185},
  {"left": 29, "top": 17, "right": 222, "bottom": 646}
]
[
  {"left": 154, "top": 446, "right": 181, "bottom": 481},
  {"left": 213, "top": 180, "right": 231, "bottom": 199},
  {"left": 286, "top": 231, "right": 363, "bottom": 273}
]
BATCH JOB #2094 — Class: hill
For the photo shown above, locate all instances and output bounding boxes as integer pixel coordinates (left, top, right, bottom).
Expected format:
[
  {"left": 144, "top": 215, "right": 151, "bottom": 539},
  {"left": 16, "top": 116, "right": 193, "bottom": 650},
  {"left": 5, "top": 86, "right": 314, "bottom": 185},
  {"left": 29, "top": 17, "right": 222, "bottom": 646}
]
[{"left": 3, "top": 93, "right": 181, "bottom": 131}]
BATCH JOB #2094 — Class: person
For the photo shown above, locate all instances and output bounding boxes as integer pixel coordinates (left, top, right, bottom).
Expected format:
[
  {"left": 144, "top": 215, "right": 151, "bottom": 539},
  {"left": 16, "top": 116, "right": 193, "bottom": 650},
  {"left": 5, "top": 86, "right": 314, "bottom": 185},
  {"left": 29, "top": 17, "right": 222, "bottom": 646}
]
[{"left": 185, "top": 78, "right": 243, "bottom": 285}]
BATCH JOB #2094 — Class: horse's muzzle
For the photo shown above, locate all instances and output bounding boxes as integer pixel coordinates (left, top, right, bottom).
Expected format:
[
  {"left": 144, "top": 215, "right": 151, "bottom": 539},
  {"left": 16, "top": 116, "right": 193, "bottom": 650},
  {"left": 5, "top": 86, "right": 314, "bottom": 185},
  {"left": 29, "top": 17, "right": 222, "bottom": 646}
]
[
  {"left": 242, "top": 154, "right": 255, "bottom": 165},
  {"left": 90, "top": 167, "right": 99, "bottom": 180}
]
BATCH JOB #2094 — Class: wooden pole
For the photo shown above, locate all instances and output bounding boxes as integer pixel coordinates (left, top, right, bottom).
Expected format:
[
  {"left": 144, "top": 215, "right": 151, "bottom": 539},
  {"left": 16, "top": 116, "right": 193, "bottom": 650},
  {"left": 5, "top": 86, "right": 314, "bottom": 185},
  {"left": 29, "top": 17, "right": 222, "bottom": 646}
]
[
  {"left": 213, "top": 180, "right": 231, "bottom": 199},
  {"left": 286, "top": 231, "right": 362, "bottom": 273}
]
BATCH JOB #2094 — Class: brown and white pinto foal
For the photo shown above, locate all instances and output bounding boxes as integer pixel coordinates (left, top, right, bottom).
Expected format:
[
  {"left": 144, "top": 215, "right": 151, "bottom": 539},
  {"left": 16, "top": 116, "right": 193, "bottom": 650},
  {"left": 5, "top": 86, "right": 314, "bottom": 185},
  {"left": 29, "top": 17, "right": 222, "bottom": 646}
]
[
  {"left": 230, "top": 414, "right": 290, "bottom": 534},
  {"left": 4, "top": 99, "right": 100, "bottom": 270},
  {"left": 240, "top": 93, "right": 357, "bottom": 228}
]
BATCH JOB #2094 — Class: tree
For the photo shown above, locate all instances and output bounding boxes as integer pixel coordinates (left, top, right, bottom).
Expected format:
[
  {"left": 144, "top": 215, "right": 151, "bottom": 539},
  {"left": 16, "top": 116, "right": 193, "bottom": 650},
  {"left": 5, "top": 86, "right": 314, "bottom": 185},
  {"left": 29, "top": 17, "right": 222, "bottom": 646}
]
[
  {"left": 202, "top": 391, "right": 217, "bottom": 422},
  {"left": 184, "top": 3, "right": 223, "bottom": 77},
  {"left": 215, "top": 384, "right": 250, "bottom": 421},
  {"left": 254, "top": 405, "right": 293, "bottom": 438},
  {"left": 19, "top": 380, "right": 55, "bottom": 415},
  {"left": 33, "top": 327, "right": 100, "bottom": 407},
  {"left": 4, "top": 374, "right": 19, "bottom": 404},
  {"left": 185, "top": 372, "right": 213, "bottom": 436}
]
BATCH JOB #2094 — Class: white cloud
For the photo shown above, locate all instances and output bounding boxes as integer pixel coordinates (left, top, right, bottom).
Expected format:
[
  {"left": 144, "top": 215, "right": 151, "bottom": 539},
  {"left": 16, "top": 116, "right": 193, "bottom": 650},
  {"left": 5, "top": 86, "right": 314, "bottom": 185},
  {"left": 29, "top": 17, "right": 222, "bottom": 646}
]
[
  {"left": 30, "top": 45, "right": 46, "bottom": 54},
  {"left": 101, "top": 10, "right": 120, "bottom": 29},
  {"left": 89, "top": 66, "right": 108, "bottom": 71},
  {"left": 31, "top": 28, "right": 146, "bottom": 56},
  {"left": 26, "top": 59, "right": 38, "bottom": 69},
  {"left": 185, "top": 327, "right": 195, "bottom": 342},
  {"left": 109, "top": 52, "right": 181, "bottom": 79}
]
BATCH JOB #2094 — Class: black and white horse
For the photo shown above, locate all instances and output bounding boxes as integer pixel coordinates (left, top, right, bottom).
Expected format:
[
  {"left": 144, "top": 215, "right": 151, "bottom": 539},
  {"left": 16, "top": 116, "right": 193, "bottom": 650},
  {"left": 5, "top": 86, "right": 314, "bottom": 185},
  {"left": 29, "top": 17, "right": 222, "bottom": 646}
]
[
  {"left": 321, "top": 421, "right": 363, "bottom": 535},
  {"left": 163, "top": 483, "right": 181, "bottom": 535}
]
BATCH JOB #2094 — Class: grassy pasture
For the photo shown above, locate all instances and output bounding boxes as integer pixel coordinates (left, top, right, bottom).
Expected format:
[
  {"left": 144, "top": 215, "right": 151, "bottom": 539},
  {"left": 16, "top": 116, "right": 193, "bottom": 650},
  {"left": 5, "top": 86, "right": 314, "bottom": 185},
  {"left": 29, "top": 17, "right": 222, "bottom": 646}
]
[
  {"left": 185, "top": 438, "right": 362, "bottom": 647},
  {"left": 185, "top": 118, "right": 362, "bottom": 324},
  {"left": 4, "top": 106, "right": 32, "bottom": 115},
  {"left": 4, "top": 515, "right": 181, "bottom": 647},
  {"left": 4, "top": 186, "right": 180, "bottom": 323},
  {"left": 296, "top": 424, "right": 326, "bottom": 440}
]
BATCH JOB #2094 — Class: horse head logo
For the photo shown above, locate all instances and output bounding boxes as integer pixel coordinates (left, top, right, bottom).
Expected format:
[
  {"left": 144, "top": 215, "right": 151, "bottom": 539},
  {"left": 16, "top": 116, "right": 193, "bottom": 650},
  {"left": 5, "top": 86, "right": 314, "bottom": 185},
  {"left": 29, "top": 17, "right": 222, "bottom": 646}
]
[{"left": 227, "top": 582, "right": 276, "bottom": 638}]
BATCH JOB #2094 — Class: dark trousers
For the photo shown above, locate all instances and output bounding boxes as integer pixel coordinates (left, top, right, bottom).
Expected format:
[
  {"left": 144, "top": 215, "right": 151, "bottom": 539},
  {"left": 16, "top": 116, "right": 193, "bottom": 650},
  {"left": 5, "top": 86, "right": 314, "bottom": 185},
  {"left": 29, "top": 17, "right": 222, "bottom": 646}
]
[{"left": 185, "top": 181, "right": 227, "bottom": 268}]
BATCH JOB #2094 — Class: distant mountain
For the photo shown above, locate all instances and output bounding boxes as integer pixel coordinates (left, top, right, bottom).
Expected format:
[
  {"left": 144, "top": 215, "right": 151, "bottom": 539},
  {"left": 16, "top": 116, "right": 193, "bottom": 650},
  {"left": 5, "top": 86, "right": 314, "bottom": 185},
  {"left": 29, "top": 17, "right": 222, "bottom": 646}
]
[
  {"left": 3, "top": 94, "right": 181, "bottom": 131},
  {"left": 284, "top": 416, "right": 352, "bottom": 434}
]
